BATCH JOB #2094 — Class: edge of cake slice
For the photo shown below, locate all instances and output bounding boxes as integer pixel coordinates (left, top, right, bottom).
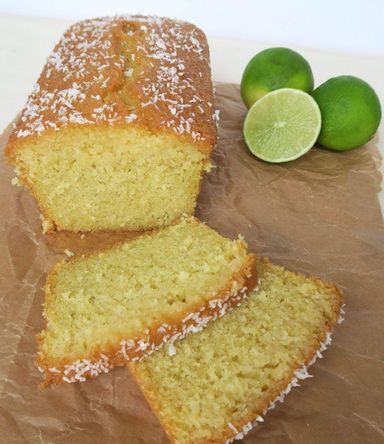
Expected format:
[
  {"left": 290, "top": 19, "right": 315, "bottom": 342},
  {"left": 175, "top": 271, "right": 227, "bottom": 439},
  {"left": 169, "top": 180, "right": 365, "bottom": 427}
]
[
  {"left": 129, "top": 258, "right": 344, "bottom": 444},
  {"left": 36, "top": 217, "right": 257, "bottom": 386}
]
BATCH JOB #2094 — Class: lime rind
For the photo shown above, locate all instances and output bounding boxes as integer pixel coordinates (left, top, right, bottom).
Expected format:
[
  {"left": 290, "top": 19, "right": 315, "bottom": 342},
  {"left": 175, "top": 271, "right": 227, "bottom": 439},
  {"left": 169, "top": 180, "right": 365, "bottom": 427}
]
[
  {"left": 243, "top": 88, "right": 321, "bottom": 163},
  {"left": 312, "top": 75, "right": 382, "bottom": 151},
  {"left": 240, "top": 47, "right": 314, "bottom": 108}
]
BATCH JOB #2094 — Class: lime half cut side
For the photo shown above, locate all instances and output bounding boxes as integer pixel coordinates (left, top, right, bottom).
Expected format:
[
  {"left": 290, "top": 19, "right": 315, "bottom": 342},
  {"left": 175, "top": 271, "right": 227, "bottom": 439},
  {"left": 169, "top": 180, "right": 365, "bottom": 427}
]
[{"left": 243, "top": 88, "right": 321, "bottom": 163}]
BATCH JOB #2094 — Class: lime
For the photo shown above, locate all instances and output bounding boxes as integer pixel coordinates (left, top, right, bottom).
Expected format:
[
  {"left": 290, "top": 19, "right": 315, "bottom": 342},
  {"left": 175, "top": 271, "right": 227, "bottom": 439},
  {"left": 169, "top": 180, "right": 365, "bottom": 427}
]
[
  {"left": 312, "top": 75, "right": 381, "bottom": 151},
  {"left": 243, "top": 88, "right": 321, "bottom": 163},
  {"left": 241, "top": 47, "right": 314, "bottom": 108}
]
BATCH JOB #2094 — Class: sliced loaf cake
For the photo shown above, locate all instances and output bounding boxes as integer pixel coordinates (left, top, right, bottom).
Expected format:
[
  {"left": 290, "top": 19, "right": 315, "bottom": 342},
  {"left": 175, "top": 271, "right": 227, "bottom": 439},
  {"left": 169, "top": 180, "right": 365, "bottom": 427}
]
[
  {"left": 130, "top": 258, "right": 343, "bottom": 444},
  {"left": 36, "top": 217, "right": 257, "bottom": 386},
  {"left": 6, "top": 16, "right": 217, "bottom": 233}
]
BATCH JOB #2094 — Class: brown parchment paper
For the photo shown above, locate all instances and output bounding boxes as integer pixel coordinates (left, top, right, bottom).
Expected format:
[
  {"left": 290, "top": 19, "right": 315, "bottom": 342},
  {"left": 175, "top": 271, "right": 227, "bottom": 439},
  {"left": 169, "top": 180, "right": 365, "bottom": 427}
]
[{"left": 1, "top": 83, "right": 384, "bottom": 444}]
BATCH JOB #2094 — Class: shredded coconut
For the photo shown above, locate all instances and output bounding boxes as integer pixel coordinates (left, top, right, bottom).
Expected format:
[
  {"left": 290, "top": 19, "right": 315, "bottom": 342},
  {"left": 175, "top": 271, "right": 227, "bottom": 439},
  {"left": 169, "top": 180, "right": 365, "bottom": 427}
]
[
  {"left": 12, "top": 15, "right": 215, "bottom": 144},
  {"left": 64, "top": 249, "right": 75, "bottom": 257}
]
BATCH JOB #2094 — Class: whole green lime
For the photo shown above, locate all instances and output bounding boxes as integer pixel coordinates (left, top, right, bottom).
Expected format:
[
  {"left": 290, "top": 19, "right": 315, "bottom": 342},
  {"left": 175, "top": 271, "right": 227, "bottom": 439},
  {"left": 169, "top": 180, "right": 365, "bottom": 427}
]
[
  {"left": 240, "top": 47, "right": 314, "bottom": 108},
  {"left": 312, "top": 75, "right": 381, "bottom": 151}
]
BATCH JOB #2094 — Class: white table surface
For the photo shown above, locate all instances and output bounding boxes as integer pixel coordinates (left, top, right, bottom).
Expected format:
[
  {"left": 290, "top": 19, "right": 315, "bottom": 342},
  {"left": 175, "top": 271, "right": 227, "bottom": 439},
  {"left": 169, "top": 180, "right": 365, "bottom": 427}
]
[
  {"left": 2, "top": 0, "right": 384, "bottom": 56},
  {"left": 1, "top": 14, "right": 383, "bottom": 209}
]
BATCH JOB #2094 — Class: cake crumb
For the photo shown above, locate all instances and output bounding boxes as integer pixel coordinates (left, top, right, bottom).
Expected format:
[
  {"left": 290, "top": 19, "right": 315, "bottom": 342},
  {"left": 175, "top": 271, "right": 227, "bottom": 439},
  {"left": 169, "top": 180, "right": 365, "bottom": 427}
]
[
  {"left": 11, "top": 177, "right": 21, "bottom": 186},
  {"left": 64, "top": 249, "right": 75, "bottom": 257},
  {"left": 41, "top": 217, "right": 52, "bottom": 234}
]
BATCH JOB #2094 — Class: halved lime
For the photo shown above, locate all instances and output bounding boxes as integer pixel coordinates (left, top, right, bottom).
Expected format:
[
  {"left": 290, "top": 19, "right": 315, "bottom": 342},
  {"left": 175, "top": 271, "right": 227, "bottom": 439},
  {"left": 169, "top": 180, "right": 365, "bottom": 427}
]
[{"left": 243, "top": 88, "right": 321, "bottom": 163}]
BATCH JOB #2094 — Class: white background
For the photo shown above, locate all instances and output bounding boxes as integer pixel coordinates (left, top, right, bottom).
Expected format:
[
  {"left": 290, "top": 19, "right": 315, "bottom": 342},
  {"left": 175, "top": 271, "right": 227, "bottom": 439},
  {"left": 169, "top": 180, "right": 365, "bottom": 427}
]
[{"left": 1, "top": 0, "right": 384, "bottom": 56}]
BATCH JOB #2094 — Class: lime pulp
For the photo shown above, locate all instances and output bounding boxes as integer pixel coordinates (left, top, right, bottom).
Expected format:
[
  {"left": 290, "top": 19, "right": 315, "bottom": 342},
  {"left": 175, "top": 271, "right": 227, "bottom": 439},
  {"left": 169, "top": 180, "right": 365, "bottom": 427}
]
[{"left": 243, "top": 88, "right": 321, "bottom": 163}]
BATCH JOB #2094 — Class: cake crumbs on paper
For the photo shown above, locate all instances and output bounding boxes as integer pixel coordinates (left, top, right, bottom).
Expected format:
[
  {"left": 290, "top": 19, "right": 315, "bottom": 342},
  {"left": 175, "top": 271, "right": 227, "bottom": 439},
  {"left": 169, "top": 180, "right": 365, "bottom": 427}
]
[
  {"left": 11, "top": 177, "right": 21, "bottom": 186},
  {"left": 40, "top": 215, "right": 52, "bottom": 234}
]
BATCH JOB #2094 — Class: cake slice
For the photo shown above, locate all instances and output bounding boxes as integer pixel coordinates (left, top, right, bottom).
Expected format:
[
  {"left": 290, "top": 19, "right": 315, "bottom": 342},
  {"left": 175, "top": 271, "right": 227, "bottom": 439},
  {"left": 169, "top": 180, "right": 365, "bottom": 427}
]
[
  {"left": 6, "top": 16, "right": 216, "bottom": 233},
  {"left": 36, "top": 218, "right": 257, "bottom": 386},
  {"left": 129, "top": 259, "right": 344, "bottom": 444}
]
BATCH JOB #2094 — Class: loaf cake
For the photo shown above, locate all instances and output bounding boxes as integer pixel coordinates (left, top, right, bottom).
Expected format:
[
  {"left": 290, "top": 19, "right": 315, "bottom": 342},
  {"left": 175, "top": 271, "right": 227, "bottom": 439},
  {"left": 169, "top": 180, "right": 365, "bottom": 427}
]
[
  {"left": 36, "top": 217, "right": 257, "bottom": 386},
  {"left": 5, "top": 16, "right": 217, "bottom": 233},
  {"left": 130, "top": 259, "right": 344, "bottom": 444}
]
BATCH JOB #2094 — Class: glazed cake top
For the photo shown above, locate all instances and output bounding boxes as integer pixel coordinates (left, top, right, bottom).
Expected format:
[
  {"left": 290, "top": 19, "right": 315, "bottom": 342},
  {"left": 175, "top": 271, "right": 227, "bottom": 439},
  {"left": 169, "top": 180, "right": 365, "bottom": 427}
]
[{"left": 7, "top": 15, "right": 218, "bottom": 152}]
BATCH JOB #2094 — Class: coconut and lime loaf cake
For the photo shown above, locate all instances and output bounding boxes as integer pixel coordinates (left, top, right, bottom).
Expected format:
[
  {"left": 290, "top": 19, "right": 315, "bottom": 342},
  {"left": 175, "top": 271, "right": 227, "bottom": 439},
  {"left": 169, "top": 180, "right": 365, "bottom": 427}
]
[
  {"left": 130, "top": 259, "right": 344, "bottom": 444},
  {"left": 5, "top": 16, "right": 217, "bottom": 233},
  {"left": 36, "top": 218, "right": 257, "bottom": 386}
]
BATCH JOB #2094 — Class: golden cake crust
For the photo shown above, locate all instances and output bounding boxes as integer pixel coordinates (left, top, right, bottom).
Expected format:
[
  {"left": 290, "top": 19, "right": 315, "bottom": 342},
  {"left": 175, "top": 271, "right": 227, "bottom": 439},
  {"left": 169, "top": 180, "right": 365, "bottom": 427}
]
[
  {"left": 36, "top": 219, "right": 258, "bottom": 387},
  {"left": 6, "top": 15, "right": 217, "bottom": 160}
]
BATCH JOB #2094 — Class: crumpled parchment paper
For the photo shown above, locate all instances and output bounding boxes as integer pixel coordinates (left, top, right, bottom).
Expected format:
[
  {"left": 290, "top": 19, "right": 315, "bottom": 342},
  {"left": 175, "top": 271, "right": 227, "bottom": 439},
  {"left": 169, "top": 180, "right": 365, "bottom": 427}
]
[{"left": 0, "top": 83, "right": 383, "bottom": 444}]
